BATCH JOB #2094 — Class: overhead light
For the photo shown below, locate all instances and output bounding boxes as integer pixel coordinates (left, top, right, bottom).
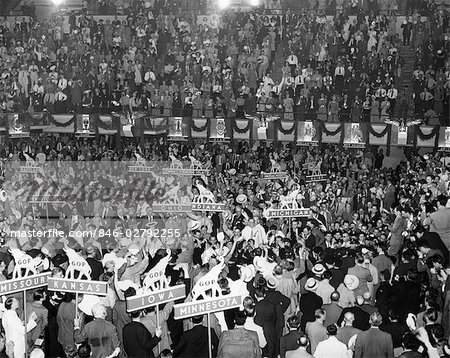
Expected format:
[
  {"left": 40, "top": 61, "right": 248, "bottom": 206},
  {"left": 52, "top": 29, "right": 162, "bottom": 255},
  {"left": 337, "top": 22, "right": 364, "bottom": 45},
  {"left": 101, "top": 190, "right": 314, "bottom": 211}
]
[
  {"left": 249, "top": 0, "right": 260, "bottom": 5},
  {"left": 218, "top": 0, "right": 231, "bottom": 9},
  {"left": 51, "top": 0, "right": 64, "bottom": 5}
]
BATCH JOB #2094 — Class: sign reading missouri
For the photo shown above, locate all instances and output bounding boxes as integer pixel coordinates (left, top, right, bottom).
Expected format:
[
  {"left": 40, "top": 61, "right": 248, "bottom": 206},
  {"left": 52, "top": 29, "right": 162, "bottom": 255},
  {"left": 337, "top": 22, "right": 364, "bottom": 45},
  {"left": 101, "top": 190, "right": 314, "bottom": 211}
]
[
  {"left": 48, "top": 277, "right": 108, "bottom": 296},
  {"left": 0, "top": 272, "right": 51, "bottom": 295},
  {"left": 126, "top": 284, "right": 186, "bottom": 312},
  {"left": 174, "top": 295, "right": 242, "bottom": 319},
  {"left": 266, "top": 208, "right": 310, "bottom": 218}
]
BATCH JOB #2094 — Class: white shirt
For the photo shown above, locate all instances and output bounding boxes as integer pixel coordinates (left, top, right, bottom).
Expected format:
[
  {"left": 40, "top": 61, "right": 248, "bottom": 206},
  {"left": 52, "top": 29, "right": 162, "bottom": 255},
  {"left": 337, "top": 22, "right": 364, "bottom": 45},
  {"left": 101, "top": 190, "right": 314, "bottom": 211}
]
[
  {"left": 314, "top": 336, "right": 348, "bottom": 358},
  {"left": 244, "top": 317, "right": 267, "bottom": 348},
  {"left": 287, "top": 54, "right": 298, "bottom": 65}
]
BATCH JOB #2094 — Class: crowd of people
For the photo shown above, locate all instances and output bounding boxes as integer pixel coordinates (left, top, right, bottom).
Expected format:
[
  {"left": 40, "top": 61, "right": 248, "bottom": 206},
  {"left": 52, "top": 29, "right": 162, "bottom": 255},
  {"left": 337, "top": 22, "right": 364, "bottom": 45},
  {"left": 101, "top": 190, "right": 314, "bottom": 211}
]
[
  {"left": 0, "top": 134, "right": 449, "bottom": 358},
  {"left": 0, "top": 0, "right": 448, "bottom": 123},
  {"left": 0, "top": 1, "right": 449, "bottom": 358}
]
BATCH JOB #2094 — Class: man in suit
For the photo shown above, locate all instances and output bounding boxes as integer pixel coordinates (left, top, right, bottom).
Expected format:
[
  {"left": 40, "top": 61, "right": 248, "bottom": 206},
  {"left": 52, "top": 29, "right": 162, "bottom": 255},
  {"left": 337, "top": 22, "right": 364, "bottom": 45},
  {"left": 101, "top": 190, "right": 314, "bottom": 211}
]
[
  {"left": 254, "top": 287, "right": 277, "bottom": 358},
  {"left": 299, "top": 278, "right": 323, "bottom": 331},
  {"left": 285, "top": 334, "right": 314, "bottom": 358},
  {"left": 216, "top": 310, "right": 261, "bottom": 358},
  {"left": 337, "top": 296, "right": 370, "bottom": 331},
  {"left": 265, "top": 277, "right": 290, "bottom": 357},
  {"left": 323, "top": 291, "right": 343, "bottom": 327},
  {"left": 337, "top": 312, "right": 361, "bottom": 347},
  {"left": 354, "top": 312, "right": 394, "bottom": 358},
  {"left": 305, "top": 309, "right": 327, "bottom": 355},
  {"left": 347, "top": 254, "right": 373, "bottom": 297},
  {"left": 426, "top": 194, "right": 450, "bottom": 252},
  {"left": 388, "top": 205, "right": 407, "bottom": 258},
  {"left": 123, "top": 310, "right": 161, "bottom": 358},
  {"left": 172, "top": 315, "right": 219, "bottom": 358},
  {"left": 280, "top": 315, "right": 302, "bottom": 358}
]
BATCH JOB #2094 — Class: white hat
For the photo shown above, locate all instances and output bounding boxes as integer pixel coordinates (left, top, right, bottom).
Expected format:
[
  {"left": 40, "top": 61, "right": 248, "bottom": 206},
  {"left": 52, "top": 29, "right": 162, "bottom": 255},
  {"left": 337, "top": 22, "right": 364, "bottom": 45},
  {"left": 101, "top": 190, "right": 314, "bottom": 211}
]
[
  {"left": 267, "top": 275, "right": 278, "bottom": 289},
  {"left": 344, "top": 274, "right": 360, "bottom": 290},
  {"left": 188, "top": 220, "right": 201, "bottom": 231},
  {"left": 227, "top": 168, "right": 236, "bottom": 175},
  {"left": 116, "top": 280, "right": 139, "bottom": 292},
  {"left": 304, "top": 277, "right": 319, "bottom": 291},
  {"left": 312, "top": 263, "right": 326, "bottom": 276},
  {"left": 239, "top": 265, "right": 256, "bottom": 282},
  {"left": 236, "top": 194, "right": 247, "bottom": 204}
]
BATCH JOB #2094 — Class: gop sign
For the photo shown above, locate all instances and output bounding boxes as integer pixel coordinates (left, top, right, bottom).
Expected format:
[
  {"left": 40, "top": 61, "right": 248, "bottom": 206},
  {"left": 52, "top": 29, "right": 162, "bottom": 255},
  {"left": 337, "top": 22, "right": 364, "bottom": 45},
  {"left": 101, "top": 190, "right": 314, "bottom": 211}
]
[{"left": 126, "top": 284, "right": 186, "bottom": 312}]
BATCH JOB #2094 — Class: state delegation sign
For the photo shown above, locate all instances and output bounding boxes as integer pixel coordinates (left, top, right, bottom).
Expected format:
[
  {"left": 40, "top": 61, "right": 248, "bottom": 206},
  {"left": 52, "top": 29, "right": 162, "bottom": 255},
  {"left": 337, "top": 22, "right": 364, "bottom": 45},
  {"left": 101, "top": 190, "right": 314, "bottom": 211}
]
[
  {"left": 126, "top": 284, "right": 186, "bottom": 312},
  {"left": 0, "top": 273, "right": 51, "bottom": 295},
  {"left": 265, "top": 208, "right": 310, "bottom": 218},
  {"left": 48, "top": 277, "right": 108, "bottom": 296},
  {"left": 174, "top": 295, "right": 242, "bottom": 320}
]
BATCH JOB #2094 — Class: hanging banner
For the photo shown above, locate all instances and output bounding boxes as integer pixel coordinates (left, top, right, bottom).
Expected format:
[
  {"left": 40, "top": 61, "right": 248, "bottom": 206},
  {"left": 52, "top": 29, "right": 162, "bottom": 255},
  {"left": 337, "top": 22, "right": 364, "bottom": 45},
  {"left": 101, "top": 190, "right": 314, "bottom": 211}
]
[
  {"left": 343, "top": 123, "right": 365, "bottom": 148},
  {"left": 191, "top": 118, "right": 209, "bottom": 139},
  {"left": 76, "top": 114, "right": 95, "bottom": 137},
  {"left": 438, "top": 127, "right": 450, "bottom": 149},
  {"left": 233, "top": 119, "right": 252, "bottom": 140},
  {"left": 415, "top": 126, "right": 438, "bottom": 147},
  {"left": 297, "top": 121, "right": 318, "bottom": 146},
  {"left": 8, "top": 114, "right": 30, "bottom": 138},
  {"left": 210, "top": 118, "right": 229, "bottom": 142},
  {"left": 321, "top": 123, "right": 341, "bottom": 143},
  {"left": 168, "top": 117, "right": 187, "bottom": 139},
  {"left": 369, "top": 124, "right": 389, "bottom": 145},
  {"left": 97, "top": 115, "right": 117, "bottom": 135},
  {"left": 277, "top": 121, "right": 296, "bottom": 142}
]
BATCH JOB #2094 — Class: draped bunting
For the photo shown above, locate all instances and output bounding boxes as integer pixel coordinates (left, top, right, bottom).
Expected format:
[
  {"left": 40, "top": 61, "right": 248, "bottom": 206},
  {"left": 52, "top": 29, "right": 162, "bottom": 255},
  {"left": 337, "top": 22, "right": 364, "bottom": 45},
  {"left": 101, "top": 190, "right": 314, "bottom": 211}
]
[
  {"left": 277, "top": 120, "right": 296, "bottom": 135},
  {"left": 414, "top": 125, "right": 440, "bottom": 151},
  {"left": 190, "top": 118, "right": 210, "bottom": 132},
  {"left": 3, "top": 111, "right": 450, "bottom": 156},
  {"left": 317, "top": 121, "right": 344, "bottom": 145},
  {"left": 232, "top": 118, "right": 252, "bottom": 134}
]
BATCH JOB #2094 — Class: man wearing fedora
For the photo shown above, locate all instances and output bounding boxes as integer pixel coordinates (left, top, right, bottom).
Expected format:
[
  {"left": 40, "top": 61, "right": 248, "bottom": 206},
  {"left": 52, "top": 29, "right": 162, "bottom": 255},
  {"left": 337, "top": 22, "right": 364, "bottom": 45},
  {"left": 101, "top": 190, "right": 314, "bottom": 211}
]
[
  {"left": 264, "top": 276, "right": 290, "bottom": 357},
  {"left": 299, "top": 278, "right": 323, "bottom": 331}
]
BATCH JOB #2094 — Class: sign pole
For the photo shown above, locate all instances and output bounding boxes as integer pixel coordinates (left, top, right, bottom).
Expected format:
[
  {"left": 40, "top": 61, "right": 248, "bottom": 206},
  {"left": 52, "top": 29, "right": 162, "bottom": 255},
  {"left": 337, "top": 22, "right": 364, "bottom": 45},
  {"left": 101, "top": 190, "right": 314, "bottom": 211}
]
[
  {"left": 207, "top": 313, "right": 212, "bottom": 358},
  {"left": 156, "top": 304, "right": 161, "bottom": 356},
  {"left": 24, "top": 290, "right": 28, "bottom": 358},
  {"left": 75, "top": 292, "right": 79, "bottom": 319}
]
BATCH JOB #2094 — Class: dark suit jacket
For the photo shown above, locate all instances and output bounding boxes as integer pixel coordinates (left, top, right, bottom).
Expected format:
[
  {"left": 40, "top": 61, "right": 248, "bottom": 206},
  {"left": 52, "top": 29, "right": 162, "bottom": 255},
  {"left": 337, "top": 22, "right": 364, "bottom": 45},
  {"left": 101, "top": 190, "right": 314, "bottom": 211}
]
[
  {"left": 173, "top": 325, "right": 219, "bottom": 358},
  {"left": 280, "top": 330, "right": 302, "bottom": 358},
  {"left": 265, "top": 290, "right": 291, "bottom": 329},
  {"left": 354, "top": 327, "right": 394, "bottom": 358},
  {"left": 299, "top": 292, "right": 323, "bottom": 331},
  {"left": 323, "top": 301, "right": 343, "bottom": 327},
  {"left": 338, "top": 306, "right": 370, "bottom": 331},
  {"left": 123, "top": 321, "right": 161, "bottom": 358}
]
